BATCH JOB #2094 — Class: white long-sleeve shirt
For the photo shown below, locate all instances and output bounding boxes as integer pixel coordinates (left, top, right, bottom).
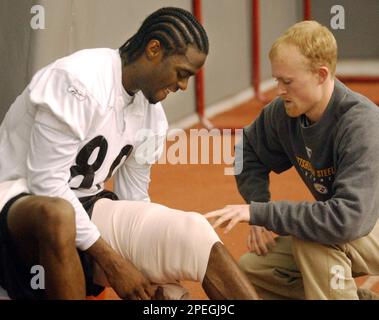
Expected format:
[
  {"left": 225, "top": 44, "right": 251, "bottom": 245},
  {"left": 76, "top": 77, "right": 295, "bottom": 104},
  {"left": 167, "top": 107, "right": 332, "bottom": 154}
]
[{"left": 0, "top": 48, "right": 168, "bottom": 250}]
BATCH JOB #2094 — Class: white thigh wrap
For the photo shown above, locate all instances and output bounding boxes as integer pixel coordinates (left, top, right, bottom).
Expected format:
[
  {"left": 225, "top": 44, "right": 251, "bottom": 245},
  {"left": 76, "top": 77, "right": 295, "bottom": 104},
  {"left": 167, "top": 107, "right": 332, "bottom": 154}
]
[{"left": 91, "top": 199, "right": 221, "bottom": 284}]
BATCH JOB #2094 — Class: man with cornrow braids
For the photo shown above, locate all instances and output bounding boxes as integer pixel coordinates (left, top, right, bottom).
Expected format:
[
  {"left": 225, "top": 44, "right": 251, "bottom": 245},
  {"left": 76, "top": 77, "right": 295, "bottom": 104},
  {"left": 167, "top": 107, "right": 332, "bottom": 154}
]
[
  {"left": 0, "top": 7, "right": 258, "bottom": 300},
  {"left": 120, "top": 7, "right": 209, "bottom": 64}
]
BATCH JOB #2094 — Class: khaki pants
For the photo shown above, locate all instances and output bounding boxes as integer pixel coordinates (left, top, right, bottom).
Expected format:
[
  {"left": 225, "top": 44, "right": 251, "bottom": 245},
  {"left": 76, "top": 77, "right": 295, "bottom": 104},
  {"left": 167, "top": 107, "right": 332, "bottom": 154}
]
[{"left": 239, "top": 221, "right": 379, "bottom": 300}]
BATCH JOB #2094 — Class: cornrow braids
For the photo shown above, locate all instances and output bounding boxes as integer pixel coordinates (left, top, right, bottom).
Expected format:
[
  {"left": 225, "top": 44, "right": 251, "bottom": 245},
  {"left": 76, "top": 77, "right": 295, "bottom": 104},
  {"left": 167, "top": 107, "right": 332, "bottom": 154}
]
[{"left": 119, "top": 7, "right": 209, "bottom": 65}]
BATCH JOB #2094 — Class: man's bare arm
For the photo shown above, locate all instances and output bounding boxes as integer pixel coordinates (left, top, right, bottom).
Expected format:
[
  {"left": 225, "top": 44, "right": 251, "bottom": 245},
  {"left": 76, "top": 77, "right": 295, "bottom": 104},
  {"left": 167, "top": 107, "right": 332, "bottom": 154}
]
[{"left": 85, "top": 237, "right": 155, "bottom": 300}]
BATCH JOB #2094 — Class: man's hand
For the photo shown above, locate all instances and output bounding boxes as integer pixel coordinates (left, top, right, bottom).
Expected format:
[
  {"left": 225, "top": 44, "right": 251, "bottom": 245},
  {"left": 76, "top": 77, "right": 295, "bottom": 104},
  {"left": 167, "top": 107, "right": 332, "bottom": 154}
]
[
  {"left": 204, "top": 205, "right": 250, "bottom": 233},
  {"left": 103, "top": 256, "right": 156, "bottom": 300},
  {"left": 247, "top": 225, "right": 276, "bottom": 255},
  {"left": 86, "top": 238, "right": 155, "bottom": 300}
]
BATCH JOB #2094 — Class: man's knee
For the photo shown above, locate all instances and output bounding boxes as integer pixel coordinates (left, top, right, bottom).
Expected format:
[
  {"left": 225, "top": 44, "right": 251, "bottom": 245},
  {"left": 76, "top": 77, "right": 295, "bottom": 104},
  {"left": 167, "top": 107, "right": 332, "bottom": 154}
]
[
  {"left": 239, "top": 252, "right": 264, "bottom": 276},
  {"left": 36, "top": 197, "right": 76, "bottom": 246},
  {"left": 183, "top": 213, "right": 219, "bottom": 247}
]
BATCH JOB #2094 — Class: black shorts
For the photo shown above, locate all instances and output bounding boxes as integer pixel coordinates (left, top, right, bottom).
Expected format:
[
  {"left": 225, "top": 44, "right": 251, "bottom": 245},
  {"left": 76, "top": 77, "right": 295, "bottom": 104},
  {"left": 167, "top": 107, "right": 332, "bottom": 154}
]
[{"left": 0, "top": 190, "right": 118, "bottom": 299}]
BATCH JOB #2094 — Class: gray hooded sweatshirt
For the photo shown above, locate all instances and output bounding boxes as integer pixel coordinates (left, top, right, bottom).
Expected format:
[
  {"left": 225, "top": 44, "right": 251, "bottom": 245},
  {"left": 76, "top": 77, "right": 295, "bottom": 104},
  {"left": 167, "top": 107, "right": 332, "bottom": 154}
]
[{"left": 235, "top": 79, "right": 379, "bottom": 245}]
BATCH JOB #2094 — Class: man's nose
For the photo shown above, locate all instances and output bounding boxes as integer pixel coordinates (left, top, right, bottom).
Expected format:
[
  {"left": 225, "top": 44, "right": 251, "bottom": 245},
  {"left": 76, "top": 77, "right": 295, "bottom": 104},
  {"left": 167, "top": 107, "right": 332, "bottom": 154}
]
[
  {"left": 178, "top": 78, "right": 189, "bottom": 91},
  {"left": 277, "top": 82, "right": 287, "bottom": 96}
]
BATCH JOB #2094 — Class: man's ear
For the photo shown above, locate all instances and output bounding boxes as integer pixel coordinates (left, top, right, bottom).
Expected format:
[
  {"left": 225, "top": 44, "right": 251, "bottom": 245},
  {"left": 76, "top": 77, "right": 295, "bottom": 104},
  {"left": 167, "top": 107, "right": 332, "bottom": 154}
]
[
  {"left": 145, "top": 39, "right": 162, "bottom": 60},
  {"left": 318, "top": 66, "right": 330, "bottom": 84}
]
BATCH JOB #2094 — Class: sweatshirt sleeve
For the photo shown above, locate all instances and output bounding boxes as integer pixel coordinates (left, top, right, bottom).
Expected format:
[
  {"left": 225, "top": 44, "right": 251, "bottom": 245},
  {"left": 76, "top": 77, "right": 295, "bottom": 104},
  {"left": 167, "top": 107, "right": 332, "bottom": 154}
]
[
  {"left": 235, "top": 102, "right": 292, "bottom": 203},
  {"left": 250, "top": 108, "right": 379, "bottom": 244}
]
